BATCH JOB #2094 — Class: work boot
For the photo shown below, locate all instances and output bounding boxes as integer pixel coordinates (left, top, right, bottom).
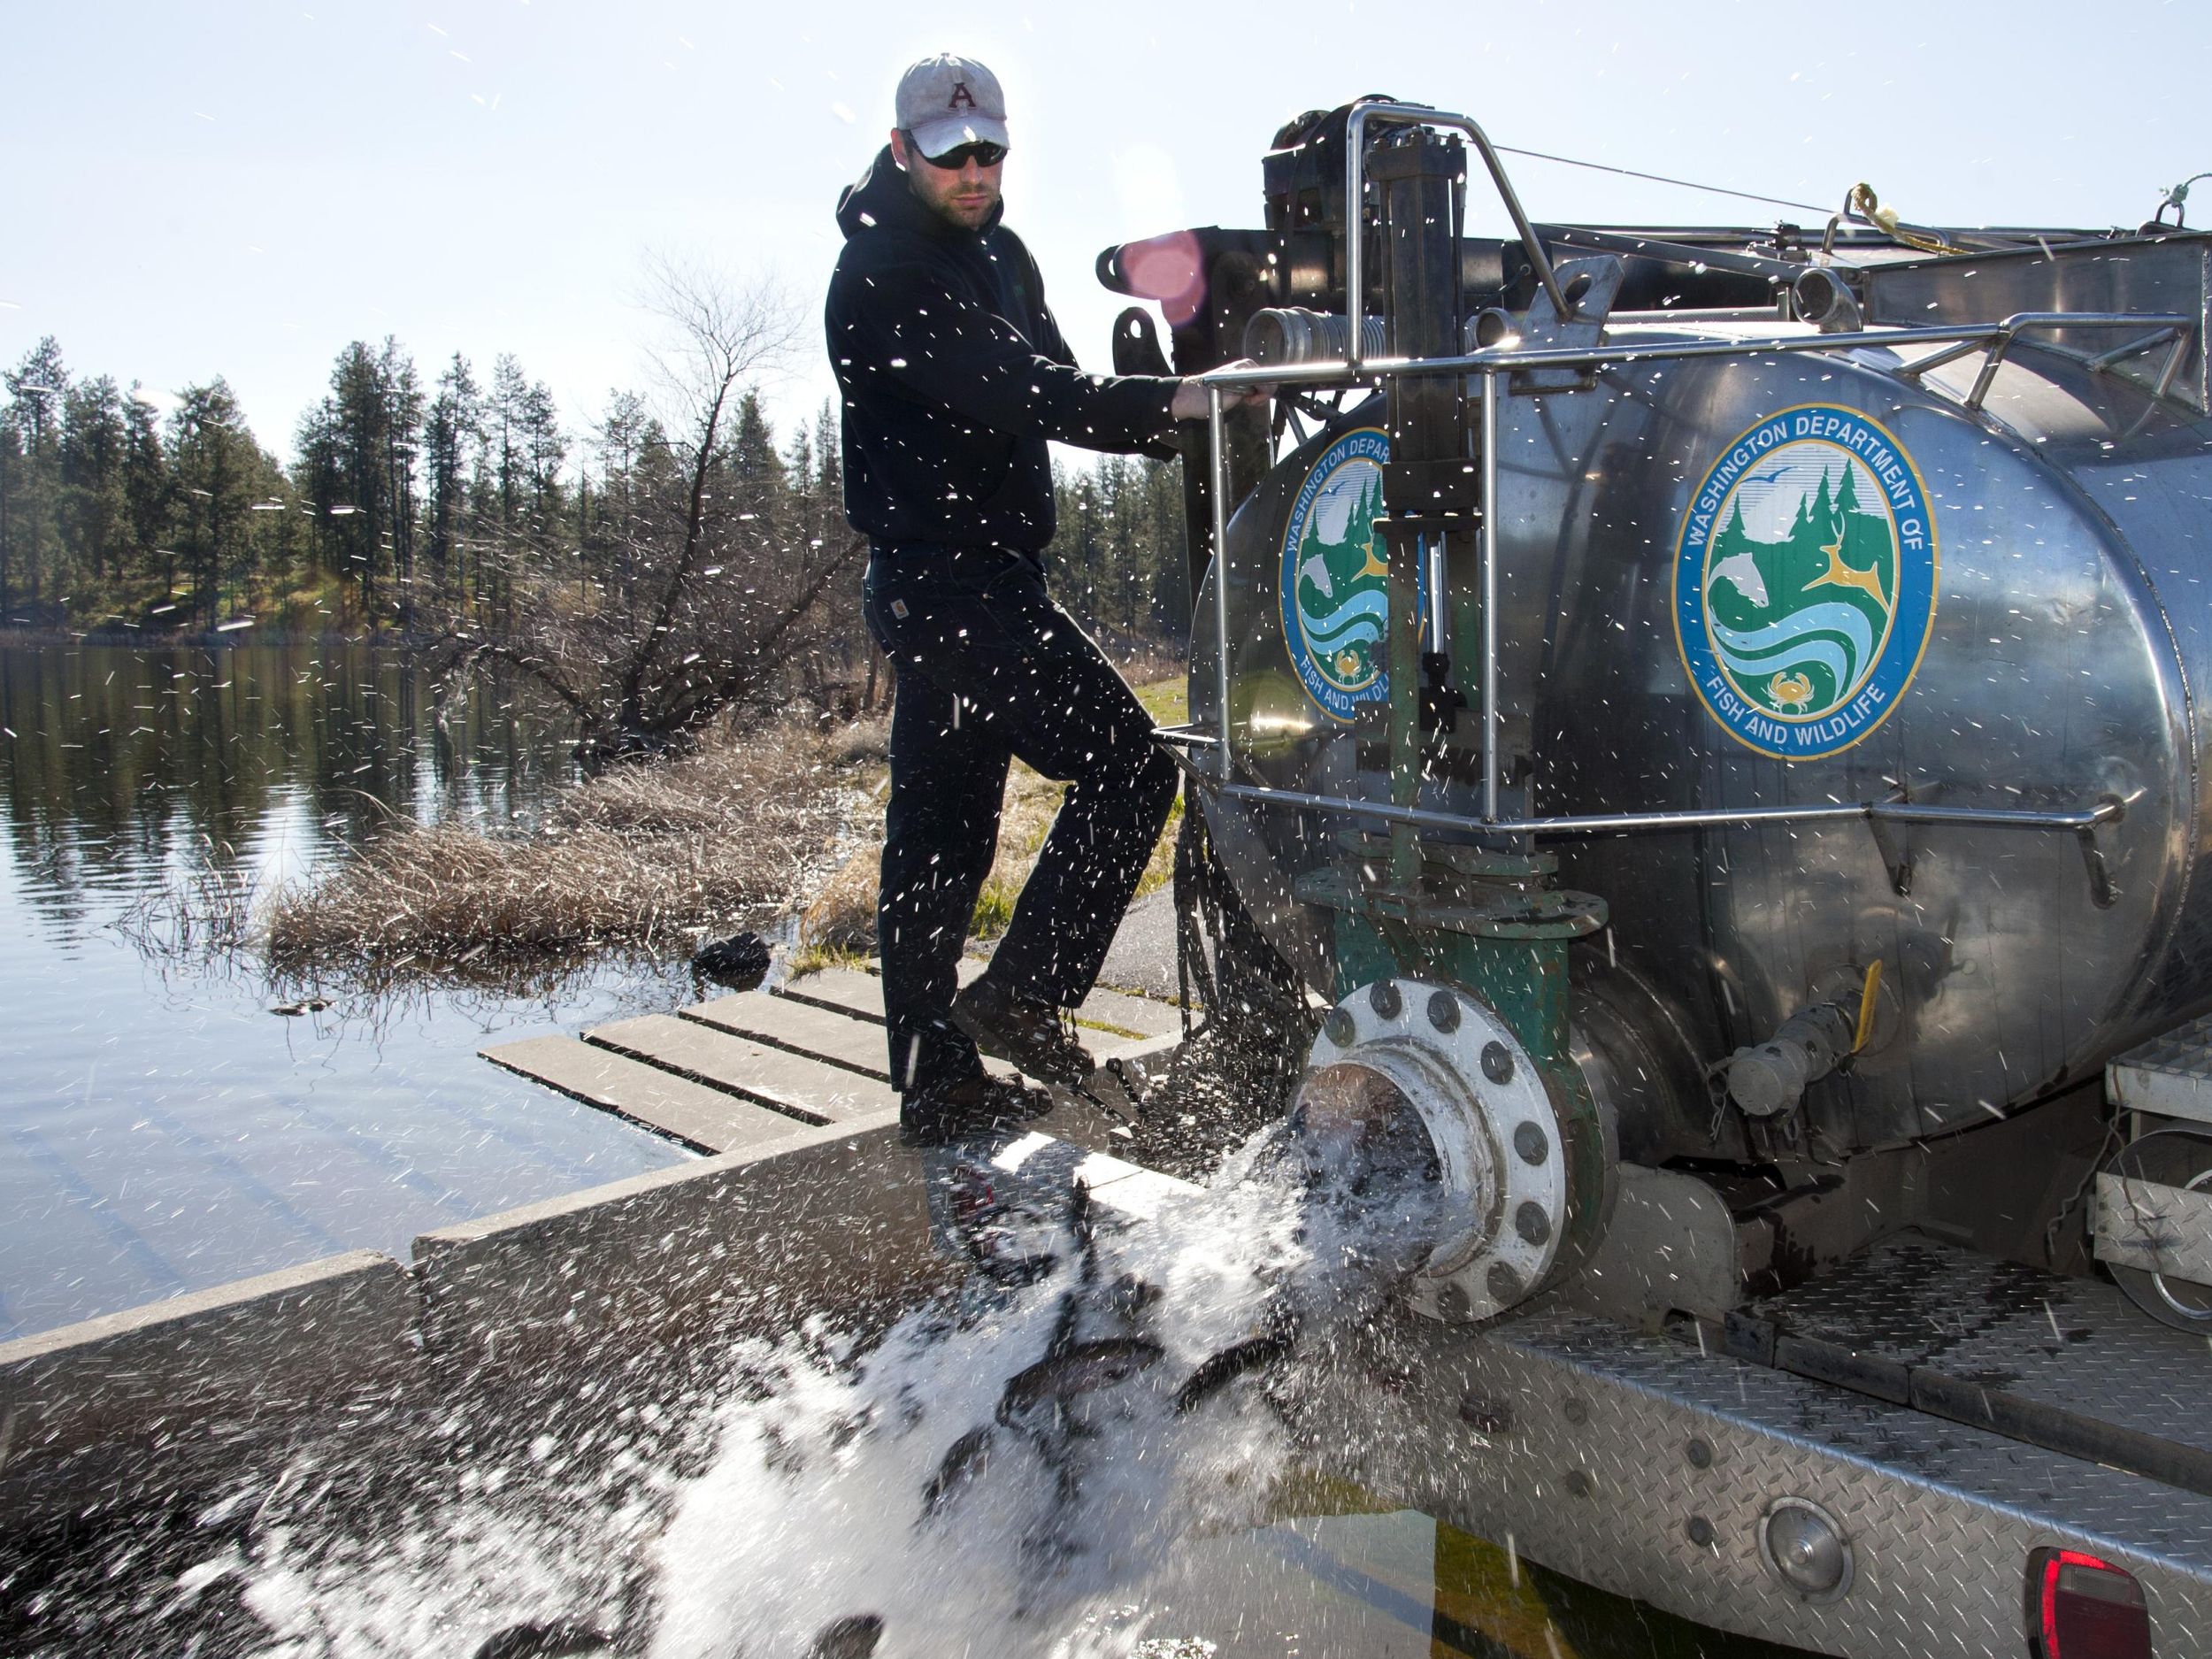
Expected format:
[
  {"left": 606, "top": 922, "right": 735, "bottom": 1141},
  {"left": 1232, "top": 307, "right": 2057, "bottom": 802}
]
[
  {"left": 951, "top": 975, "right": 1096, "bottom": 1087},
  {"left": 899, "top": 1070, "right": 1053, "bottom": 1147}
]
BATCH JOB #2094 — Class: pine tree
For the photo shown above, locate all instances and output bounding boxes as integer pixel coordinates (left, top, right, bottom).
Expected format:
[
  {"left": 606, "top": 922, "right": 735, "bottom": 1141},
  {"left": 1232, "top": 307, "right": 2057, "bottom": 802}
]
[
  {"left": 423, "top": 353, "right": 480, "bottom": 609},
  {"left": 168, "top": 380, "right": 263, "bottom": 626},
  {"left": 59, "top": 377, "right": 130, "bottom": 589},
  {"left": 2, "top": 337, "right": 68, "bottom": 615},
  {"left": 119, "top": 388, "right": 173, "bottom": 589}
]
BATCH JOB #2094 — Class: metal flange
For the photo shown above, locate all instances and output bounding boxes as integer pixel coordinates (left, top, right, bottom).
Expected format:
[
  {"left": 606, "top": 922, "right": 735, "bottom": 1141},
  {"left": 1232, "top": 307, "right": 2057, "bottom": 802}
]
[{"left": 1300, "top": 976, "right": 1578, "bottom": 1322}]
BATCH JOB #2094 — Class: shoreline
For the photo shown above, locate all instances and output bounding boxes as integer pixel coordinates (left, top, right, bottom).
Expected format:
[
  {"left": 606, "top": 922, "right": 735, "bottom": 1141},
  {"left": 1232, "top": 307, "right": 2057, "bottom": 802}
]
[{"left": 0, "top": 625, "right": 419, "bottom": 651}]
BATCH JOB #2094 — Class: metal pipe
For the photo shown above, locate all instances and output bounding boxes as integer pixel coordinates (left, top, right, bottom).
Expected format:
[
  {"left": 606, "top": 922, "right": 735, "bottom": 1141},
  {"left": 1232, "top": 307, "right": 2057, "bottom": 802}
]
[
  {"left": 1192, "top": 311, "right": 2199, "bottom": 390},
  {"left": 1545, "top": 224, "right": 1804, "bottom": 286},
  {"left": 1342, "top": 103, "right": 1572, "bottom": 373},
  {"left": 2090, "top": 326, "right": 2183, "bottom": 371},
  {"left": 1149, "top": 725, "right": 1222, "bottom": 749},
  {"left": 1213, "top": 780, "right": 2119, "bottom": 839},
  {"left": 1609, "top": 307, "right": 1784, "bottom": 323},
  {"left": 1966, "top": 337, "right": 2013, "bottom": 411},
  {"left": 1895, "top": 337, "right": 1990, "bottom": 377},
  {"left": 1480, "top": 370, "right": 1500, "bottom": 823},
  {"left": 1208, "top": 384, "right": 1232, "bottom": 781},
  {"left": 1422, "top": 533, "right": 1448, "bottom": 656},
  {"left": 2153, "top": 332, "right": 2193, "bottom": 403}
]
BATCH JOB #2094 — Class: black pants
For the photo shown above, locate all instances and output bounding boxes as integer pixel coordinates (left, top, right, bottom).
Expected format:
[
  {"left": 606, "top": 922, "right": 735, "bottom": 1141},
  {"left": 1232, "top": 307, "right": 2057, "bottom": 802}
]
[{"left": 862, "top": 544, "right": 1179, "bottom": 1095}]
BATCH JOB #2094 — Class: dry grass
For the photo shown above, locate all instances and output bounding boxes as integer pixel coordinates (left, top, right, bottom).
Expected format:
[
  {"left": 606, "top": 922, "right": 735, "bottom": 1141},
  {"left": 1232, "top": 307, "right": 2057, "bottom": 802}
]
[
  {"left": 265, "top": 668, "right": 1186, "bottom": 981},
  {"left": 267, "top": 718, "right": 868, "bottom": 974},
  {"left": 793, "top": 761, "right": 1071, "bottom": 972},
  {"left": 793, "top": 681, "right": 1185, "bottom": 973}
]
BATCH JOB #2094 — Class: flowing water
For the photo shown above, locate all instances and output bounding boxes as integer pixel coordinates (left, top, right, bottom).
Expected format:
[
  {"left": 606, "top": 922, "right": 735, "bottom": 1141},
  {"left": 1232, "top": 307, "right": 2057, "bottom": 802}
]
[{"left": 184, "top": 1111, "right": 1453, "bottom": 1657}]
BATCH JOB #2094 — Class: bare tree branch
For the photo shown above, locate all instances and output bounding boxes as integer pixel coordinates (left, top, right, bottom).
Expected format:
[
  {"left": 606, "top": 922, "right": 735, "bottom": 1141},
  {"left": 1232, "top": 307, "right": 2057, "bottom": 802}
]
[{"left": 430, "top": 255, "right": 871, "bottom": 763}]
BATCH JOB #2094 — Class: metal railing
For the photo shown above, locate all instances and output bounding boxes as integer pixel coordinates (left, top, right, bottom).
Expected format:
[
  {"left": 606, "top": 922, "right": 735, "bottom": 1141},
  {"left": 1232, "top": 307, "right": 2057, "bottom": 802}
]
[
  {"left": 1341, "top": 102, "right": 1574, "bottom": 367},
  {"left": 1187, "top": 104, "right": 2193, "bottom": 851},
  {"left": 1893, "top": 311, "right": 2198, "bottom": 412}
]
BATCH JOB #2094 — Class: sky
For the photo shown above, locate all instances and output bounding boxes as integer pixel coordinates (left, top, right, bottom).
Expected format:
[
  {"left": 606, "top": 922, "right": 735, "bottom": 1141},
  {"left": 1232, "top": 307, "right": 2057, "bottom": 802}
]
[{"left": 4, "top": 0, "right": 2206, "bottom": 466}]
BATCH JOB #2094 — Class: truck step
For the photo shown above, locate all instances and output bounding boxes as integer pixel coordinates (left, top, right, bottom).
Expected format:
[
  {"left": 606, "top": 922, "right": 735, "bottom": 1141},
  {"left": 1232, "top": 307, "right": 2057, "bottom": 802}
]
[
  {"left": 2109, "top": 1011, "right": 2212, "bottom": 1126},
  {"left": 1720, "top": 1232, "right": 2212, "bottom": 1499}
]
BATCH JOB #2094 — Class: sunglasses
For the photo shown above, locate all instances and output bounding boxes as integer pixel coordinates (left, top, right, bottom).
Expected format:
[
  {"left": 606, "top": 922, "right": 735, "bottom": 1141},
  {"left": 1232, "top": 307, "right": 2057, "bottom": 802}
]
[{"left": 912, "top": 138, "right": 1007, "bottom": 170}]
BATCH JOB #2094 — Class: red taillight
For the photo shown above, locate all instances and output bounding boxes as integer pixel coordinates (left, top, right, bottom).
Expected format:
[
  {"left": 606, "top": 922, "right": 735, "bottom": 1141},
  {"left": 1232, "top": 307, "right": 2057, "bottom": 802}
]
[{"left": 2030, "top": 1548, "right": 2152, "bottom": 1659}]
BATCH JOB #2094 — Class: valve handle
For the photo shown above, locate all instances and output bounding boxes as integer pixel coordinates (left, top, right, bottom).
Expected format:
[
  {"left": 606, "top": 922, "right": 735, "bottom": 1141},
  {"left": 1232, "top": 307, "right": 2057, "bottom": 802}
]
[{"left": 1853, "top": 960, "right": 1884, "bottom": 1056}]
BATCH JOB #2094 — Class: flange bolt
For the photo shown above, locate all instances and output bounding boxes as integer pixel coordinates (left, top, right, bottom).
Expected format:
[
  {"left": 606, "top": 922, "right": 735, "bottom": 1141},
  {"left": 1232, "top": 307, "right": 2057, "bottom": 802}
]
[
  {"left": 1369, "top": 979, "right": 1402, "bottom": 1020},
  {"left": 1515, "top": 1202, "right": 1552, "bottom": 1245},
  {"left": 1513, "top": 1121, "right": 1549, "bottom": 1165},
  {"left": 1481, "top": 1041, "right": 1514, "bottom": 1083},
  {"left": 1323, "top": 1008, "right": 1356, "bottom": 1048},
  {"left": 1427, "top": 990, "right": 1461, "bottom": 1033}
]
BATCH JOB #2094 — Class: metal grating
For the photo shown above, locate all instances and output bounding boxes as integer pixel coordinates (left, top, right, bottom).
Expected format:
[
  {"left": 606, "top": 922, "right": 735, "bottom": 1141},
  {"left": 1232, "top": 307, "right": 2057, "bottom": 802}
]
[
  {"left": 1739, "top": 1233, "right": 2212, "bottom": 1494},
  {"left": 2108, "top": 1012, "right": 2212, "bottom": 1126}
]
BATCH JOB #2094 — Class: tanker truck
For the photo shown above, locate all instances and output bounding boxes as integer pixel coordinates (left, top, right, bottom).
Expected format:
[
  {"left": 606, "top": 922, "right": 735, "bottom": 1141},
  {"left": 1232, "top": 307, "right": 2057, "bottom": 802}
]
[{"left": 1097, "top": 97, "right": 2212, "bottom": 1657}]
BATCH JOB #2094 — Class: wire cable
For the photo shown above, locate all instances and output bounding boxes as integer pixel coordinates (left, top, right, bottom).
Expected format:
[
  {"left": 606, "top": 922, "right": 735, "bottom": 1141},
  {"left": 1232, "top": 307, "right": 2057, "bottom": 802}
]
[{"left": 1493, "top": 142, "right": 1829, "bottom": 217}]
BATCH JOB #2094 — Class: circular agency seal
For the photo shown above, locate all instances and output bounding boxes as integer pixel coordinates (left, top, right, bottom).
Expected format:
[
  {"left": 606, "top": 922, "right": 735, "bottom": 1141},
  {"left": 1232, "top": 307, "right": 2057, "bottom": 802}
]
[
  {"left": 1673, "top": 403, "right": 1939, "bottom": 760},
  {"left": 1279, "top": 426, "right": 1401, "bottom": 723}
]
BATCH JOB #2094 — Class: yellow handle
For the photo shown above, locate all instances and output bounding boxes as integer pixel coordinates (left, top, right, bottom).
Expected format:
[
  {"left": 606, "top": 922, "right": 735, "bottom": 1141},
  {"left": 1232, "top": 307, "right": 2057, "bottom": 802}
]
[{"left": 1854, "top": 959, "right": 1885, "bottom": 1054}]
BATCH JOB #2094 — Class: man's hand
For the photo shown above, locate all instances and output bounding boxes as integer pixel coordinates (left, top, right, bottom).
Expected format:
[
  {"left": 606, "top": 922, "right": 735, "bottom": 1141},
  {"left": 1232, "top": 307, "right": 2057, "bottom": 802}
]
[{"left": 1170, "top": 359, "right": 1275, "bottom": 422}]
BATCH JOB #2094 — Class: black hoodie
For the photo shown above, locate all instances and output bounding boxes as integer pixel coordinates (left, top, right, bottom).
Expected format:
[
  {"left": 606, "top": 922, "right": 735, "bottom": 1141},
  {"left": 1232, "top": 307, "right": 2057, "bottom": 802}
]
[{"left": 826, "top": 145, "right": 1180, "bottom": 554}]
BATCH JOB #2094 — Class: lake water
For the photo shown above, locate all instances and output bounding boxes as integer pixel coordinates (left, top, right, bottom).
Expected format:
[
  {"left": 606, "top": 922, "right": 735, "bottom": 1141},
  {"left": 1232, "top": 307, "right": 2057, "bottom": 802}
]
[{"left": 0, "top": 641, "right": 693, "bottom": 1341}]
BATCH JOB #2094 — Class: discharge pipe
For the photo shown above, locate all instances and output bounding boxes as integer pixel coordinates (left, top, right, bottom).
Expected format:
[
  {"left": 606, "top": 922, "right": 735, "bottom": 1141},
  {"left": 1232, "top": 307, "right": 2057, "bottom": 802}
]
[{"left": 1724, "top": 1001, "right": 1856, "bottom": 1118}]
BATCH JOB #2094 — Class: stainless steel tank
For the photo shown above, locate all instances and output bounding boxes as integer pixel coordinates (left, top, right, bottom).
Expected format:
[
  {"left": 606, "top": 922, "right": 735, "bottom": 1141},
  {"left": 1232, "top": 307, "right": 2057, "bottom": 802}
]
[{"left": 1188, "top": 225, "right": 2212, "bottom": 1162}]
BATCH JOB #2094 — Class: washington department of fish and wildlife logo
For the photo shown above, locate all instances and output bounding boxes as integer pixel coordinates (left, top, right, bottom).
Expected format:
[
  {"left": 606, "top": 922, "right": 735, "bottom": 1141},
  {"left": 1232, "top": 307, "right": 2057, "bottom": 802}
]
[
  {"left": 1674, "top": 404, "right": 1939, "bottom": 760},
  {"left": 1280, "top": 427, "right": 1402, "bottom": 722}
]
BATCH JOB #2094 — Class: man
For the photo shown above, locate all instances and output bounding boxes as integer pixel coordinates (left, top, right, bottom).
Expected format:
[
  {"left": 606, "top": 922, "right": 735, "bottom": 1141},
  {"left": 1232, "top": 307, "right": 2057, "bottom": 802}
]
[{"left": 826, "top": 53, "right": 1259, "bottom": 1142}]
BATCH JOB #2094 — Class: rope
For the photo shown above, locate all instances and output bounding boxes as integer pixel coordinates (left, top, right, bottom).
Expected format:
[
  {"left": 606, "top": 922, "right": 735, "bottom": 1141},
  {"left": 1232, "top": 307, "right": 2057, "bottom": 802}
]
[
  {"left": 2157, "top": 172, "right": 2212, "bottom": 228},
  {"left": 1493, "top": 142, "right": 1829, "bottom": 217}
]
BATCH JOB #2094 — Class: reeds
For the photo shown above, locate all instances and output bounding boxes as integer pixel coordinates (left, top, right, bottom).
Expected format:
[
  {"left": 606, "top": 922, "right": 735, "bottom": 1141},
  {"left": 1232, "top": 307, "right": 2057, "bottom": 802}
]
[
  {"left": 267, "top": 720, "right": 865, "bottom": 972},
  {"left": 115, "top": 837, "right": 259, "bottom": 962}
]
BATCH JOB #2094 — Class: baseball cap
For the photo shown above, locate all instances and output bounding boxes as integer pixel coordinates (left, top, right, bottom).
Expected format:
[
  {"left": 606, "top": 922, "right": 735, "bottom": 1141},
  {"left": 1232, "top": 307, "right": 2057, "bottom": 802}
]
[{"left": 895, "top": 54, "right": 1009, "bottom": 160}]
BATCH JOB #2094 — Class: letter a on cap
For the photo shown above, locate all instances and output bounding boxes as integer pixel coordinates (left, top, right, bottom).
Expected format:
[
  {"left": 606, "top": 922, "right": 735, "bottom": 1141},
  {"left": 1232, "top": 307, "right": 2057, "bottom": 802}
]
[{"left": 896, "top": 54, "right": 1009, "bottom": 157}]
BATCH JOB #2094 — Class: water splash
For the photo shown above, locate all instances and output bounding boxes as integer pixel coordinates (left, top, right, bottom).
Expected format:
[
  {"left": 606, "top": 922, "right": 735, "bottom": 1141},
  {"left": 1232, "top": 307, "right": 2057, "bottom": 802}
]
[{"left": 238, "top": 1111, "right": 1447, "bottom": 1659}]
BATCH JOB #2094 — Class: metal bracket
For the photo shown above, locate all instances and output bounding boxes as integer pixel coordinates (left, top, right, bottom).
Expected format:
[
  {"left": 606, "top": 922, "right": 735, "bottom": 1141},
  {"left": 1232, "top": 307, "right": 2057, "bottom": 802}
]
[
  {"left": 1865, "top": 813, "right": 1913, "bottom": 897},
  {"left": 1479, "top": 254, "right": 1626, "bottom": 395},
  {"left": 2078, "top": 821, "right": 2119, "bottom": 910},
  {"left": 1418, "top": 649, "right": 1466, "bottom": 733}
]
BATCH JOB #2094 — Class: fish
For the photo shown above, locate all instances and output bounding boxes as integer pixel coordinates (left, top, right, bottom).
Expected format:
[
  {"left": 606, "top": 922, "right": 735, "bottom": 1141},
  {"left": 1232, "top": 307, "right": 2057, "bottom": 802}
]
[
  {"left": 921, "top": 1336, "right": 1165, "bottom": 1522},
  {"left": 1709, "top": 549, "right": 1770, "bottom": 609},
  {"left": 470, "top": 1622, "right": 611, "bottom": 1659},
  {"left": 1174, "top": 1322, "right": 1298, "bottom": 1413},
  {"left": 996, "top": 1338, "right": 1164, "bottom": 1422},
  {"left": 809, "top": 1614, "right": 885, "bottom": 1659},
  {"left": 920, "top": 1425, "right": 995, "bottom": 1518}
]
